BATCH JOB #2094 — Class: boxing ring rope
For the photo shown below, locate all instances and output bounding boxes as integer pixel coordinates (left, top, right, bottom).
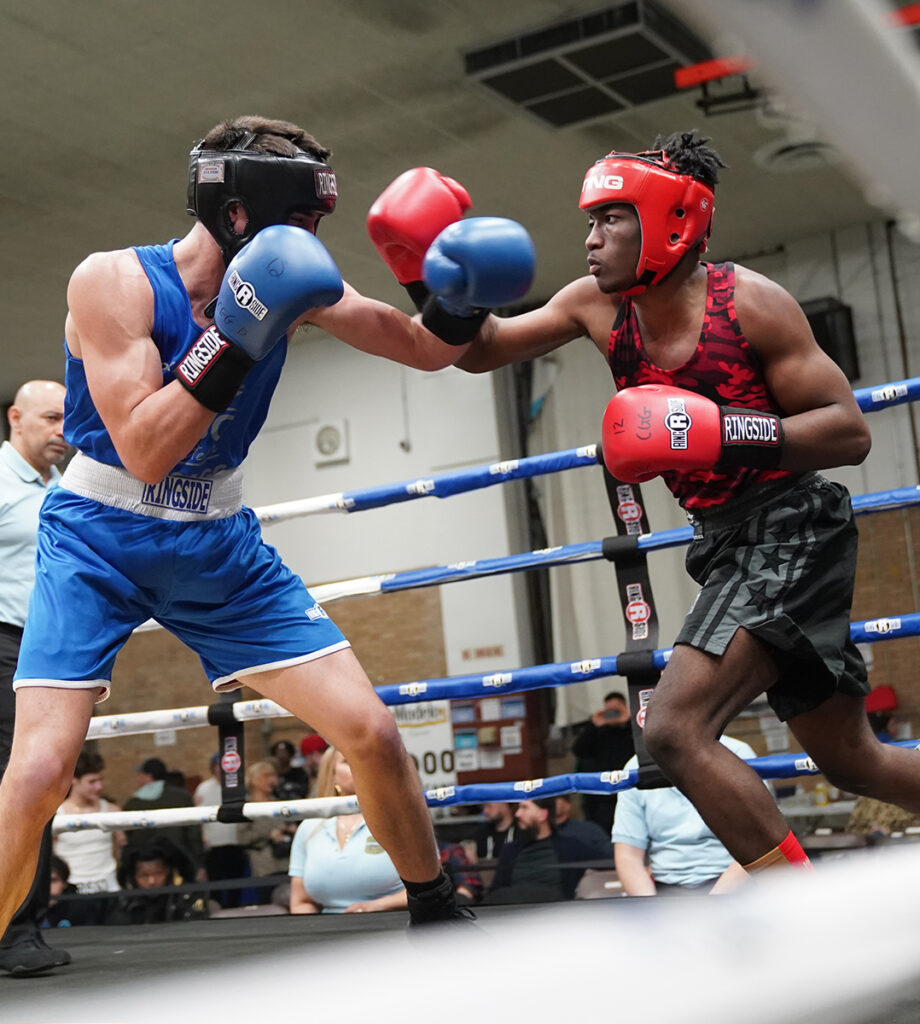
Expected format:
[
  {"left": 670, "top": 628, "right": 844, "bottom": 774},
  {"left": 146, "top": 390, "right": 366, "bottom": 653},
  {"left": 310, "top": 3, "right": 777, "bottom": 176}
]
[
  {"left": 52, "top": 738, "right": 920, "bottom": 836},
  {"left": 88, "top": 610, "right": 920, "bottom": 741},
  {"left": 306, "top": 484, "right": 920, "bottom": 602},
  {"left": 79, "top": 374, "right": 920, "bottom": 836},
  {"left": 251, "top": 375, "right": 920, "bottom": 529},
  {"left": 64, "top": 611, "right": 920, "bottom": 835}
]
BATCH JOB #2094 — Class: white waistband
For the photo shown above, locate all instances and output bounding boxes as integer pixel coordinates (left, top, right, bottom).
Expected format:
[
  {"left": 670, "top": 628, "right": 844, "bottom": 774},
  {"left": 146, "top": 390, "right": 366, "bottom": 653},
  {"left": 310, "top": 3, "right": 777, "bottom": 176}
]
[{"left": 60, "top": 452, "right": 244, "bottom": 521}]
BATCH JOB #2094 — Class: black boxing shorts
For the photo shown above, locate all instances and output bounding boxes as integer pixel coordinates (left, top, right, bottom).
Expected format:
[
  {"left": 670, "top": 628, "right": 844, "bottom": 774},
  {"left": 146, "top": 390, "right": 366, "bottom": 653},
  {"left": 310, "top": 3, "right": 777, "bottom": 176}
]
[{"left": 675, "top": 472, "right": 869, "bottom": 721}]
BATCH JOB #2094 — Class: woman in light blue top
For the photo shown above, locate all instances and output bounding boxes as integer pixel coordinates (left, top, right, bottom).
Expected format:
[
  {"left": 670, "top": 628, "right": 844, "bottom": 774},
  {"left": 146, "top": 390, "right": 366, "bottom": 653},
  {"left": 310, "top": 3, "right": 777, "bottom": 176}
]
[{"left": 289, "top": 747, "right": 407, "bottom": 914}]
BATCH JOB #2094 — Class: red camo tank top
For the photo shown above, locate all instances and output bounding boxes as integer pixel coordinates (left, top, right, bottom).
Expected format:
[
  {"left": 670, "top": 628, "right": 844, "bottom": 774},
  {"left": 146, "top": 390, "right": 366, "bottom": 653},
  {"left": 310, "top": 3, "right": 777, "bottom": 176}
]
[{"left": 608, "top": 262, "right": 791, "bottom": 509}]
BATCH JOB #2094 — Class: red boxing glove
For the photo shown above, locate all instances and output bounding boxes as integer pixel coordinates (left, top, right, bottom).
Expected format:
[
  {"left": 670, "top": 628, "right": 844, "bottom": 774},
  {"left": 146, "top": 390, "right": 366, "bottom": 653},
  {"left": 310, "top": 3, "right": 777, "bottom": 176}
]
[
  {"left": 602, "top": 385, "right": 784, "bottom": 483},
  {"left": 367, "top": 167, "right": 472, "bottom": 287}
]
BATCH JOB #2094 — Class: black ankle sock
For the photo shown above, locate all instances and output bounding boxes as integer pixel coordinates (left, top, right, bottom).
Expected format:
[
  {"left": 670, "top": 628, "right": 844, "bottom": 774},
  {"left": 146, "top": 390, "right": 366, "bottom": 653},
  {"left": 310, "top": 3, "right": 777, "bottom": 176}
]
[{"left": 402, "top": 872, "right": 446, "bottom": 897}]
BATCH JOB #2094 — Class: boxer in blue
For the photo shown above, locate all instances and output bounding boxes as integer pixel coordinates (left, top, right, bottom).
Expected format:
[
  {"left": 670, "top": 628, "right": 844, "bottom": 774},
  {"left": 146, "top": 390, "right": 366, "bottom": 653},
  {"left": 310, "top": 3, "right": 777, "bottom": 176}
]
[{"left": 0, "top": 116, "right": 536, "bottom": 933}]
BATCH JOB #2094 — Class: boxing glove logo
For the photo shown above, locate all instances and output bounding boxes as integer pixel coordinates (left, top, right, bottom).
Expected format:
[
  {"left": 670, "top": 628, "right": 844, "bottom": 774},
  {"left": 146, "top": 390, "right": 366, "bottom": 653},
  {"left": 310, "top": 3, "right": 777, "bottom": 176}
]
[
  {"left": 227, "top": 269, "right": 269, "bottom": 321},
  {"left": 664, "top": 396, "right": 692, "bottom": 450}
]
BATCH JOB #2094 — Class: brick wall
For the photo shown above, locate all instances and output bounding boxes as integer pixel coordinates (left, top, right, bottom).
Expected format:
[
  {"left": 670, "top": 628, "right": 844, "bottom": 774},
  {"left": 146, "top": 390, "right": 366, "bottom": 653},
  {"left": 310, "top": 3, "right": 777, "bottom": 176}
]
[
  {"left": 94, "top": 587, "right": 447, "bottom": 802},
  {"left": 851, "top": 507, "right": 920, "bottom": 727}
]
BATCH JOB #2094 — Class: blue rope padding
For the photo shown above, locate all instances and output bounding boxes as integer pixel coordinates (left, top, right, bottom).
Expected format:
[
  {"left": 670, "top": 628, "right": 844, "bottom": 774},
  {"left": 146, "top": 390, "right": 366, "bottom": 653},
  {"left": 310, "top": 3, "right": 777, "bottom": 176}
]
[
  {"left": 423, "top": 741, "right": 920, "bottom": 805},
  {"left": 372, "top": 486, "right": 920, "bottom": 595},
  {"left": 319, "top": 377, "right": 919, "bottom": 518},
  {"left": 337, "top": 446, "right": 599, "bottom": 512},
  {"left": 851, "top": 486, "right": 920, "bottom": 512},
  {"left": 853, "top": 377, "right": 920, "bottom": 411},
  {"left": 377, "top": 614, "right": 918, "bottom": 708},
  {"left": 849, "top": 612, "right": 920, "bottom": 644},
  {"left": 379, "top": 541, "right": 604, "bottom": 591}
]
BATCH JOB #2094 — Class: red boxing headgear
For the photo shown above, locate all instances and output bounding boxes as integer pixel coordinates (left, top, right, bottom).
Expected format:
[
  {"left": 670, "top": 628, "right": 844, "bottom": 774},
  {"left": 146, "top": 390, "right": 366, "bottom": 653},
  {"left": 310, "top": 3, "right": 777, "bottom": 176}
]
[{"left": 579, "top": 150, "right": 715, "bottom": 295}]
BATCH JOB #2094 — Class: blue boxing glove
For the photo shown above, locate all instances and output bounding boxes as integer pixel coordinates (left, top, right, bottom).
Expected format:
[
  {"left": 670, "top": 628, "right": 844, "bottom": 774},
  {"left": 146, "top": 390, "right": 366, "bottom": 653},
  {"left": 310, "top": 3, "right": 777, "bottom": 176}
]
[
  {"left": 420, "top": 217, "right": 536, "bottom": 345},
  {"left": 175, "top": 225, "right": 344, "bottom": 412}
]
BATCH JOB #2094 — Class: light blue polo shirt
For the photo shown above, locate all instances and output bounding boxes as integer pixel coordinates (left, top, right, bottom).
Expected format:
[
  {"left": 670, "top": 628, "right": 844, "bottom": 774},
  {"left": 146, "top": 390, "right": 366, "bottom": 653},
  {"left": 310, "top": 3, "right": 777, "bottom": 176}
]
[
  {"left": 0, "top": 441, "right": 60, "bottom": 627},
  {"left": 612, "top": 735, "right": 758, "bottom": 887},
  {"left": 289, "top": 817, "right": 403, "bottom": 913}
]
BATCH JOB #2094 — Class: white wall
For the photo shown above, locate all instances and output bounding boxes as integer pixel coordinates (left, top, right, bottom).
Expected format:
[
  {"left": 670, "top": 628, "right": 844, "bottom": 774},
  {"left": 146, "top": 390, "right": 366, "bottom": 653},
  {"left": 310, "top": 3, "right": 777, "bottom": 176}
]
[
  {"left": 241, "top": 218, "right": 920, "bottom": 727},
  {"left": 244, "top": 332, "right": 523, "bottom": 679}
]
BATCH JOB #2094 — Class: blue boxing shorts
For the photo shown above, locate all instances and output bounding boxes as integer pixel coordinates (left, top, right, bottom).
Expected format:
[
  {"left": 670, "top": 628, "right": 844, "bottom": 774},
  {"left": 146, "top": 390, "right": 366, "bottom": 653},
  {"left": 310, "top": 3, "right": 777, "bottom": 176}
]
[{"left": 14, "top": 481, "right": 349, "bottom": 703}]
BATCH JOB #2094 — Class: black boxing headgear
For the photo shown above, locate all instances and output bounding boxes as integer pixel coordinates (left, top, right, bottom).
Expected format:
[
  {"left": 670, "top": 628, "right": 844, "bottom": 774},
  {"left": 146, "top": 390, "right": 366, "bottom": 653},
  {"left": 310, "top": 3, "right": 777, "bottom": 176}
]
[
  {"left": 187, "top": 131, "right": 338, "bottom": 265},
  {"left": 579, "top": 150, "right": 714, "bottom": 295}
]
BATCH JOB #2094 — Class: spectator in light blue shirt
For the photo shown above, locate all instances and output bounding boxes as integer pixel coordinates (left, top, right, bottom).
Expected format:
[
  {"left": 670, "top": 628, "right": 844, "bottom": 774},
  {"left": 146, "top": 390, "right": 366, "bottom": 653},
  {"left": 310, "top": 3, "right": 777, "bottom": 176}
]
[
  {"left": 0, "top": 383, "right": 68, "bottom": 629},
  {"left": 0, "top": 381, "right": 69, "bottom": 976},
  {"left": 613, "top": 735, "right": 757, "bottom": 896},
  {"left": 289, "top": 746, "right": 406, "bottom": 914}
]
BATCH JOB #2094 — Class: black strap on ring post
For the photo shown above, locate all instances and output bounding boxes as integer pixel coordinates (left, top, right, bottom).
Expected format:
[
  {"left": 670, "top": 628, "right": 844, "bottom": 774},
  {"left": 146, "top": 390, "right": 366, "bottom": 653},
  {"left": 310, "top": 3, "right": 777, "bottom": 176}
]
[
  {"left": 600, "top": 463, "right": 671, "bottom": 789},
  {"left": 206, "top": 696, "right": 250, "bottom": 822}
]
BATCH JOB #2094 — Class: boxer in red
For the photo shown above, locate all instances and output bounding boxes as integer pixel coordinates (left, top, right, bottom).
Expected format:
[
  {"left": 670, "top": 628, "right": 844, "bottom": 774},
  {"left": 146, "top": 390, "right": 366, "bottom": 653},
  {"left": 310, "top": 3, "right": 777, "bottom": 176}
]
[{"left": 450, "top": 131, "right": 920, "bottom": 874}]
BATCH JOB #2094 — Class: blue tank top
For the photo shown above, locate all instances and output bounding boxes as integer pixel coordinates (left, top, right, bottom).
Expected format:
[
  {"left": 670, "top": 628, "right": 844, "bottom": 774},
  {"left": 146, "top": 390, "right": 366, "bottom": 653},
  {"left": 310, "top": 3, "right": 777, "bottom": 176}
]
[{"left": 64, "top": 240, "right": 287, "bottom": 477}]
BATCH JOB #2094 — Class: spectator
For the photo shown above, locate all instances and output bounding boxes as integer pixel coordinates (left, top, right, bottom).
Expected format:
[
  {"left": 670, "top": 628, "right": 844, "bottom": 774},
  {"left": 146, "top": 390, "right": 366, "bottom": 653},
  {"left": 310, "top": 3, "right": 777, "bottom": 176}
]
[
  {"left": 54, "top": 749, "right": 125, "bottom": 899},
  {"left": 299, "top": 734, "right": 329, "bottom": 791},
  {"left": 114, "top": 838, "right": 208, "bottom": 925},
  {"left": 553, "top": 795, "right": 615, "bottom": 861},
  {"left": 288, "top": 747, "right": 406, "bottom": 914},
  {"left": 0, "top": 379, "right": 70, "bottom": 976},
  {"left": 237, "top": 760, "right": 295, "bottom": 903},
  {"left": 571, "top": 692, "right": 635, "bottom": 836},
  {"left": 39, "top": 855, "right": 95, "bottom": 929},
  {"left": 193, "top": 753, "right": 249, "bottom": 908},
  {"left": 612, "top": 736, "right": 755, "bottom": 896},
  {"left": 473, "top": 802, "right": 517, "bottom": 861},
  {"left": 436, "top": 836, "right": 483, "bottom": 906},
  {"left": 271, "top": 739, "right": 310, "bottom": 800},
  {"left": 487, "top": 797, "right": 609, "bottom": 904},
  {"left": 164, "top": 769, "right": 188, "bottom": 791},
  {"left": 123, "top": 757, "right": 203, "bottom": 874}
]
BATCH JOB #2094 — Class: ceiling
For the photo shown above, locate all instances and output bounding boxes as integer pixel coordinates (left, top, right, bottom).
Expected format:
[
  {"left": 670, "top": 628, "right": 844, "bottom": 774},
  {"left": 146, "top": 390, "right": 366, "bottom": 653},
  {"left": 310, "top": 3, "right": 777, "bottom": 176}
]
[{"left": 1, "top": 0, "right": 915, "bottom": 401}]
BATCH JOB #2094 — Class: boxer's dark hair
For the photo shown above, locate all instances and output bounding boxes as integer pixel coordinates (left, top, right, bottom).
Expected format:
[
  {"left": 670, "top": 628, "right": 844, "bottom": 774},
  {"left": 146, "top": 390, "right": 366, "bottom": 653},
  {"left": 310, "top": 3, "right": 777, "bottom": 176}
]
[
  {"left": 74, "top": 749, "right": 105, "bottom": 778},
  {"left": 652, "top": 130, "right": 727, "bottom": 189},
  {"left": 202, "top": 115, "right": 331, "bottom": 163}
]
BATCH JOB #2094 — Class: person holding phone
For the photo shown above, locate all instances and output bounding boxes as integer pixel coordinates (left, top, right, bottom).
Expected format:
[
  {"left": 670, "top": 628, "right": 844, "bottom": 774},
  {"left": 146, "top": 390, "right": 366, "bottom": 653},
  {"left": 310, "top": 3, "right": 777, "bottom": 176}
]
[{"left": 571, "top": 692, "right": 636, "bottom": 835}]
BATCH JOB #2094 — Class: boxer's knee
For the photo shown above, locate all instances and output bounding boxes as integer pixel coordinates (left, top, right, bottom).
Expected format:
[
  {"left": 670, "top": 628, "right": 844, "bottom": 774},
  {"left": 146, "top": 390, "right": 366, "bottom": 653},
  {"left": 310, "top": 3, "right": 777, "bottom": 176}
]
[
  {"left": 642, "top": 704, "right": 682, "bottom": 771},
  {"left": 338, "top": 704, "right": 407, "bottom": 774},
  {"left": 1, "top": 746, "right": 72, "bottom": 821}
]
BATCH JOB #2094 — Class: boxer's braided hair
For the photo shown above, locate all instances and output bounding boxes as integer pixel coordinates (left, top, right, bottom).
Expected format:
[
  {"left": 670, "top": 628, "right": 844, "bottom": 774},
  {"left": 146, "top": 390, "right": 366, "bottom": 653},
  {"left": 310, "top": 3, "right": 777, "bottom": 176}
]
[{"left": 651, "top": 130, "right": 727, "bottom": 189}]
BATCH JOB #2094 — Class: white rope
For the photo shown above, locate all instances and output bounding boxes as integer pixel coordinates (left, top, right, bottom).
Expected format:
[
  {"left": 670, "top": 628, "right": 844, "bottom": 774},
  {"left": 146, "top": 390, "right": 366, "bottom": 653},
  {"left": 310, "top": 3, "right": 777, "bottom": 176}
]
[
  {"left": 309, "top": 574, "right": 392, "bottom": 603},
  {"left": 86, "top": 698, "right": 291, "bottom": 740},
  {"left": 255, "top": 492, "right": 349, "bottom": 523},
  {"left": 51, "top": 794, "right": 360, "bottom": 835}
]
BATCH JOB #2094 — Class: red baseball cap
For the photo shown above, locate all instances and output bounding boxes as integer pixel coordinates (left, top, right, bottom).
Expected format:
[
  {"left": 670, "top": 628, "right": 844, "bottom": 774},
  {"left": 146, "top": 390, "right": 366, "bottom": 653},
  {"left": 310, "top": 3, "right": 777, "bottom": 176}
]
[
  {"left": 300, "top": 734, "right": 329, "bottom": 756},
  {"left": 865, "top": 685, "right": 898, "bottom": 713}
]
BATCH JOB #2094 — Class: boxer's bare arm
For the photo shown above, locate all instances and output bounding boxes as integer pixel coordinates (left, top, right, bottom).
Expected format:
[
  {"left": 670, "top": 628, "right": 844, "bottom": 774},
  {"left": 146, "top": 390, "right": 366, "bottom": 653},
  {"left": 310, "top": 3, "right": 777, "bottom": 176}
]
[
  {"left": 304, "top": 282, "right": 467, "bottom": 371},
  {"left": 66, "top": 250, "right": 214, "bottom": 484},
  {"left": 733, "top": 265, "right": 871, "bottom": 469},
  {"left": 456, "top": 276, "right": 619, "bottom": 372}
]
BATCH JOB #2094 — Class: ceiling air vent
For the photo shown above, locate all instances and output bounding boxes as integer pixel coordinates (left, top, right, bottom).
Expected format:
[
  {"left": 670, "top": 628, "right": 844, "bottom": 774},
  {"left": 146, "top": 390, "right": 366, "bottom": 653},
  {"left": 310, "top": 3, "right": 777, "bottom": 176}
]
[
  {"left": 753, "top": 138, "right": 839, "bottom": 173},
  {"left": 465, "top": 1, "right": 712, "bottom": 128}
]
